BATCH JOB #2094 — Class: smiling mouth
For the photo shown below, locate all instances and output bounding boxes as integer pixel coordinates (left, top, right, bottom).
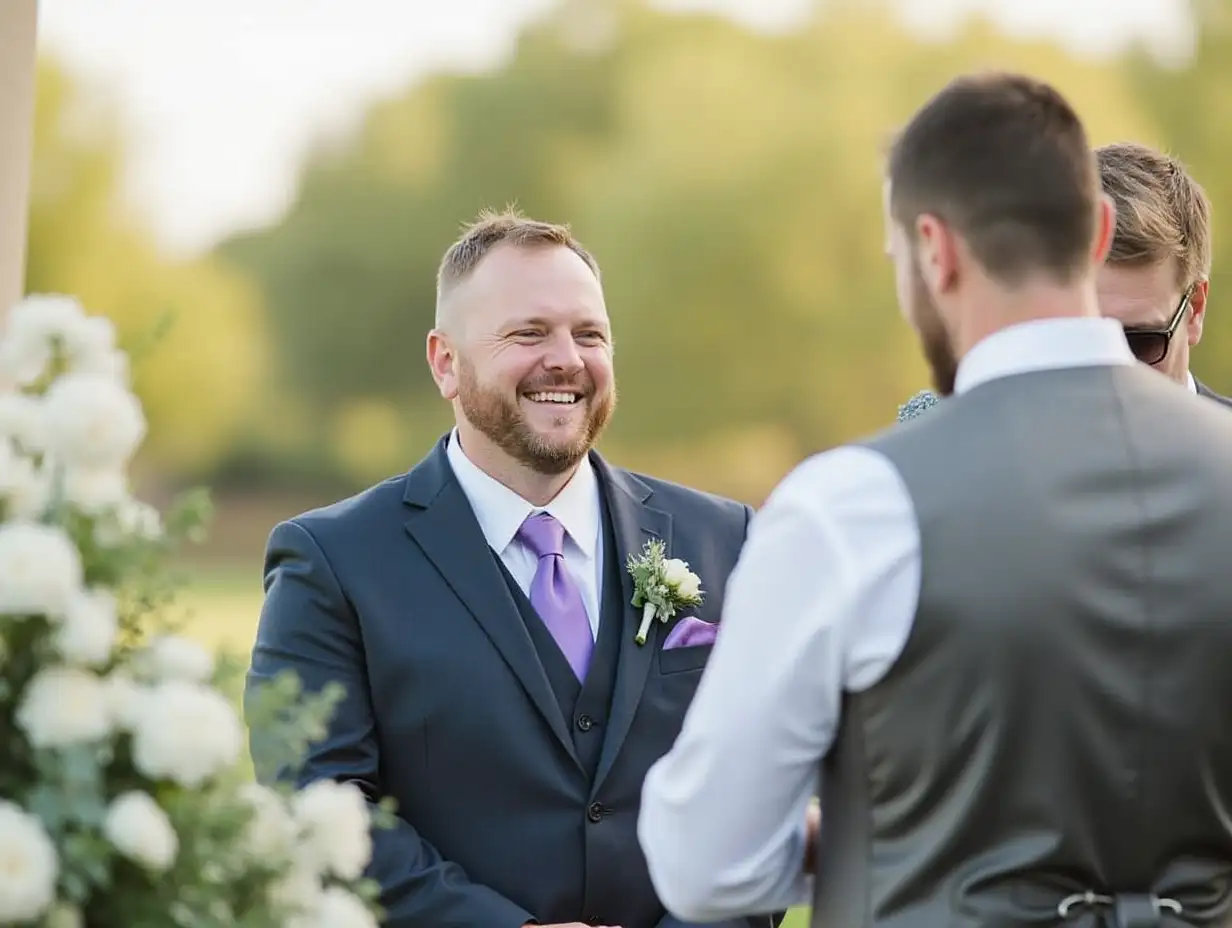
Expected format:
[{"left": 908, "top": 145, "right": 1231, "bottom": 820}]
[{"left": 524, "top": 391, "right": 583, "bottom": 405}]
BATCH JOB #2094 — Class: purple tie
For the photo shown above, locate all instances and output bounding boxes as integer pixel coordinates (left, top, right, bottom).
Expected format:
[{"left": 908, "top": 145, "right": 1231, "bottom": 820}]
[{"left": 517, "top": 512, "right": 594, "bottom": 680}]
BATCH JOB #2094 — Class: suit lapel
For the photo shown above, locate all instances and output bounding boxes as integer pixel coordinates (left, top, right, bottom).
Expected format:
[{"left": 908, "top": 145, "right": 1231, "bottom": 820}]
[
  {"left": 401, "top": 439, "right": 582, "bottom": 771},
  {"left": 590, "top": 453, "right": 672, "bottom": 792}
]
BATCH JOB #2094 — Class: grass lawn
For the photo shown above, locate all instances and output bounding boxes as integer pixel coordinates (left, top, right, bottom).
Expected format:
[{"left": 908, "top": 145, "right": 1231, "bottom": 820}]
[{"left": 178, "top": 572, "right": 811, "bottom": 927}]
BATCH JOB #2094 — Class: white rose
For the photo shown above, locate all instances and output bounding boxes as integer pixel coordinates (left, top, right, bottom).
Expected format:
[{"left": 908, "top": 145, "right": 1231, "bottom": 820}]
[
  {"left": 103, "top": 671, "right": 145, "bottom": 730},
  {"left": 62, "top": 467, "right": 129, "bottom": 515},
  {"left": 0, "top": 442, "right": 51, "bottom": 519},
  {"left": 269, "top": 863, "right": 323, "bottom": 923},
  {"left": 314, "top": 887, "right": 378, "bottom": 928},
  {"left": 238, "top": 783, "right": 297, "bottom": 860},
  {"left": 103, "top": 791, "right": 177, "bottom": 871},
  {"left": 0, "top": 330, "right": 50, "bottom": 386},
  {"left": 42, "top": 371, "right": 146, "bottom": 470},
  {"left": 143, "top": 635, "right": 214, "bottom": 683},
  {"left": 0, "top": 521, "right": 83, "bottom": 619},
  {"left": 16, "top": 666, "right": 111, "bottom": 748},
  {"left": 0, "top": 392, "right": 47, "bottom": 452},
  {"left": 661, "top": 558, "right": 701, "bottom": 599},
  {"left": 7, "top": 294, "right": 88, "bottom": 342},
  {"left": 0, "top": 800, "right": 58, "bottom": 923},
  {"left": 291, "top": 779, "right": 372, "bottom": 880},
  {"left": 130, "top": 680, "right": 242, "bottom": 787},
  {"left": 55, "top": 588, "right": 119, "bottom": 667},
  {"left": 60, "top": 315, "right": 127, "bottom": 381}
]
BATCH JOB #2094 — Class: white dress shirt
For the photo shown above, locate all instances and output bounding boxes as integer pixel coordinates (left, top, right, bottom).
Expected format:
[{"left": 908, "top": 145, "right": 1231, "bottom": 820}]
[
  {"left": 1187, "top": 370, "right": 1198, "bottom": 393},
  {"left": 446, "top": 430, "right": 604, "bottom": 636},
  {"left": 636, "top": 317, "right": 1137, "bottom": 923}
]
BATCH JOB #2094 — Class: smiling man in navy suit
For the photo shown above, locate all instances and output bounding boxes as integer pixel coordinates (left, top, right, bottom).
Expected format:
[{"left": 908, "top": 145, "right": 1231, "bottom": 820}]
[{"left": 245, "top": 207, "right": 783, "bottom": 928}]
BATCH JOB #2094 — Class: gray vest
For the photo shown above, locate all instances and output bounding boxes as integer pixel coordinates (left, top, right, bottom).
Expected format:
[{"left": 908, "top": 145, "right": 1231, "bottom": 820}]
[{"left": 811, "top": 365, "right": 1232, "bottom": 928}]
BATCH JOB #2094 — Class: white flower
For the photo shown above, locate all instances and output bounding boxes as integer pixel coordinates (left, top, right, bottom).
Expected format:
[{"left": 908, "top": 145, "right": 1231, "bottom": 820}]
[
  {"left": 42, "top": 371, "right": 146, "bottom": 470},
  {"left": 0, "top": 441, "right": 51, "bottom": 519},
  {"left": 60, "top": 314, "right": 126, "bottom": 381},
  {"left": 661, "top": 557, "right": 702, "bottom": 599},
  {"left": 103, "top": 671, "right": 145, "bottom": 730},
  {"left": 0, "top": 392, "right": 46, "bottom": 452},
  {"left": 0, "top": 800, "right": 58, "bottom": 923},
  {"left": 292, "top": 779, "right": 372, "bottom": 880},
  {"left": 0, "top": 520, "right": 83, "bottom": 618},
  {"left": 16, "top": 666, "right": 112, "bottom": 748},
  {"left": 314, "top": 887, "right": 378, "bottom": 928},
  {"left": 143, "top": 635, "right": 214, "bottom": 683},
  {"left": 103, "top": 791, "right": 177, "bottom": 871},
  {"left": 55, "top": 588, "right": 119, "bottom": 667},
  {"left": 269, "top": 863, "right": 323, "bottom": 923},
  {"left": 62, "top": 467, "right": 129, "bottom": 515},
  {"left": 130, "top": 680, "right": 242, "bottom": 787},
  {"left": 238, "top": 783, "right": 297, "bottom": 860}
]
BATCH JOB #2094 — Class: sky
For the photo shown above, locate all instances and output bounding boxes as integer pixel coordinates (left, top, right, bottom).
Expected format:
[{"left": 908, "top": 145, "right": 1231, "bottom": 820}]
[{"left": 35, "top": 0, "right": 1190, "bottom": 257}]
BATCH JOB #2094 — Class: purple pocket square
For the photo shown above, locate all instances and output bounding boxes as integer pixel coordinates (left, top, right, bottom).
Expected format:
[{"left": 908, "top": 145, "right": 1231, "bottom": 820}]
[{"left": 662, "top": 616, "right": 718, "bottom": 650}]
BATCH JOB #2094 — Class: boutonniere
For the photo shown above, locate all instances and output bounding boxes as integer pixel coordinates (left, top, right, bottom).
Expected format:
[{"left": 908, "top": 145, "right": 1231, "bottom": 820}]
[{"left": 627, "top": 539, "right": 704, "bottom": 645}]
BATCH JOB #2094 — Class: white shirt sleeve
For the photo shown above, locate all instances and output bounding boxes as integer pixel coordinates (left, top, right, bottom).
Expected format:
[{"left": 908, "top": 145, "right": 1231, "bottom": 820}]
[{"left": 637, "top": 445, "right": 922, "bottom": 923}]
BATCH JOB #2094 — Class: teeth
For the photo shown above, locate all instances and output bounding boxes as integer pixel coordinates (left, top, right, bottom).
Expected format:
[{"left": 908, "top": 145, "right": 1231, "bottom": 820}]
[{"left": 526, "top": 392, "right": 579, "bottom": 404}]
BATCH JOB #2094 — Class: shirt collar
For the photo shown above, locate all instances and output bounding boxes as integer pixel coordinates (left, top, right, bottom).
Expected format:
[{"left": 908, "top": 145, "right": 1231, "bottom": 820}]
[
  {"left": 446, "top": 428, "right": 600, "bottom": 558},
  {"left": 1187, "top": 370, "right": 1197, "bottom": 394},
  {"left": 955, "top": 316, "right": 1136, "bottom": 395}
]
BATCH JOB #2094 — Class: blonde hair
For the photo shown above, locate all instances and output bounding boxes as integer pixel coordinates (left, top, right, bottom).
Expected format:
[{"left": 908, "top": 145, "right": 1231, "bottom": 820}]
[{"left": 1096, "top": 142, "right": 1212, "bottom": 286}]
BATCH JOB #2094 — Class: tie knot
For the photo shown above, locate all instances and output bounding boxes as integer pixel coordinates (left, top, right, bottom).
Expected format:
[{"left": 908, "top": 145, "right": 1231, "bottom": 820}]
[{"left": 518, "top": 511, "right": 565, "bottom": 559}]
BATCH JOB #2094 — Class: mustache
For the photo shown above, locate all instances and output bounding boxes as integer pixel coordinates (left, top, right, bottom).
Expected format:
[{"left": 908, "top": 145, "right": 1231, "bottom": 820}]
[{"left": 519, "top": 376, "right": 594, "bottom": 395}]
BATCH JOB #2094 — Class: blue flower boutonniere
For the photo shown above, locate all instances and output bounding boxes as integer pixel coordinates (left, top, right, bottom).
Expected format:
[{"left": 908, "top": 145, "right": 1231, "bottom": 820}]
[{"left": 897, "top": 389, "right": 940, "bottom": 423}]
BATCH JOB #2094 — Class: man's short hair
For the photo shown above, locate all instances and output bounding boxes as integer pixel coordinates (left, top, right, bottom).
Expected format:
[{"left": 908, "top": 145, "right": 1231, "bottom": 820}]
[
  {"left": 435, "top": 206, "right": 600, "bottom": 326},
  {"left": 1095, "top": 142, "right": 1212, "bottom": 287},
  {"left": 887, "top": 71, "right": 1099, "bottom": 286}
]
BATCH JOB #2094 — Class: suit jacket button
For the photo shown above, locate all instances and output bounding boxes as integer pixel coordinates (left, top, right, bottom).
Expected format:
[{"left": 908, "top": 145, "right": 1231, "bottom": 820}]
[
  {"left": 587, "top": 802, "right": 604, "bottom": 823},
  {"left": 576, "top": 714, "right": 594, "bottom": 731}
]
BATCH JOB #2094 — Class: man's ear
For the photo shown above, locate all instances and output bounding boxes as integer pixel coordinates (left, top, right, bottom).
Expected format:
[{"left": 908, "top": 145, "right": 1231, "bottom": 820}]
[
  {"left": 914, "top": 213, "right": 958, "bottom": 295},
  {"left": 426, "top": 330, "right": 459, "bottom": 401},
  {"left": 1187, "top": 279, "right": 1209, "bottom": 346},
  {"left": 1092, "top": 193, "right": 1116, "bottom": 266}
]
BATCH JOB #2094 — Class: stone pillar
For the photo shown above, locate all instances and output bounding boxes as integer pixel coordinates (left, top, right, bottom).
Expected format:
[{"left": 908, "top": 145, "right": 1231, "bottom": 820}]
[{"left": 0, "top": 0, "right": 39, "bottom": 323}]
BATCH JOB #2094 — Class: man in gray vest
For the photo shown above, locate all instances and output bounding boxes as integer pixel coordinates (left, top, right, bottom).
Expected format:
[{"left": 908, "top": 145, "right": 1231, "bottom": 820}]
[{"left": 638, "top": 71, "right": 1232, "bottom": 928}]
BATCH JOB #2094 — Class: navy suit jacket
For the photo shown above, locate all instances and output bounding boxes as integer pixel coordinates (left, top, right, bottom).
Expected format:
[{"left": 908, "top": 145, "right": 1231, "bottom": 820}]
[
  {"left": 1196, "top": 376, "right": 1232, "bottom": 409},
  {"left": 245, "top": 436, "right": 784, "bottom": 928}
]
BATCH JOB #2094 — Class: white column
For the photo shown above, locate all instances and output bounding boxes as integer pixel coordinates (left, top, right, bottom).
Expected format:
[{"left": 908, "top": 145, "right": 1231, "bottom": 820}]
[{"left": 0, "top": 0, "right": 39, "bottom": 323}]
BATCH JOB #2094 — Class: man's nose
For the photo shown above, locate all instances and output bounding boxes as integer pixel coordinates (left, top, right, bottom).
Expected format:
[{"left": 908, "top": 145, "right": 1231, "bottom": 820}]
[{"left": 542, "top": 332, "right": 584, "bottom": 371}]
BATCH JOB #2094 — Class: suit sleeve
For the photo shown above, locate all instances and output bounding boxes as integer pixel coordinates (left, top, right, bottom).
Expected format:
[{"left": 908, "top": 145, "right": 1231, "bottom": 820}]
[
  {"left": 656, "top": 913, "right": 784, "bottom": 928},
  {"left": 650, "top": 503, "right": 787, "bottom": 928},
  {"left": 244, "top": 519, "right": 535, "bottom": 928}
]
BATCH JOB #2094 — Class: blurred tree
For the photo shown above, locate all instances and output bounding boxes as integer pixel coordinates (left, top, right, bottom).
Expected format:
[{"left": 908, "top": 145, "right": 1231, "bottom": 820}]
[
  {"left": 1123, "top": 0, "right": 1232, "bottom": 394},
  {"left": 219, "top": 0, "right": 1157, "bottom": 500},
  {"left": 25, "top": 57, "right": 269, "bottom": 479}
]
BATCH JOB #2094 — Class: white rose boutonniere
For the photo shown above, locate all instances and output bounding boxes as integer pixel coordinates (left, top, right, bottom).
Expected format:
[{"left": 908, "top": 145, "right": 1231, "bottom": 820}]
[{"left": 627, "top": 539, "right": 705, "bottom": 645}]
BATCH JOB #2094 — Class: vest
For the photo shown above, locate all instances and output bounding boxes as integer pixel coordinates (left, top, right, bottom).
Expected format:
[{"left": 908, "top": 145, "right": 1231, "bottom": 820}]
[
  {"left": 811, "top": 365, "right": 1232, "bottom": 928},
  {"left": 491, "top": 489, "right": 625, "bottom": 779}
]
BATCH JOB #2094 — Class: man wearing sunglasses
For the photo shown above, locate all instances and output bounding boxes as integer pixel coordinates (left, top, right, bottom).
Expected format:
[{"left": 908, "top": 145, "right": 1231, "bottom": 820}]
[{"left": 1095, "top": 142, "right": 1232, "bottom": 407}]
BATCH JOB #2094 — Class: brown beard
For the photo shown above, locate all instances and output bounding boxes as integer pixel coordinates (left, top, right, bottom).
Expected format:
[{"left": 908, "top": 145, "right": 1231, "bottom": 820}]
[
  {"left": 457, "top": 356, "right": 616, "bottom": 475},
  {"left": 912, "top": 262, "right": 958, "bottom": 397}
]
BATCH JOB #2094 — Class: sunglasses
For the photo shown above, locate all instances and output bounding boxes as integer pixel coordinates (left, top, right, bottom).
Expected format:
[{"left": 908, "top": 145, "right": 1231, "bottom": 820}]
[{"left": 1122, "top": 285, "right": 1195, "bottom": 366}]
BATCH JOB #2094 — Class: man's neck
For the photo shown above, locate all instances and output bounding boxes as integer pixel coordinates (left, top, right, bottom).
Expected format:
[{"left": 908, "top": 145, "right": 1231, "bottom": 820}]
[
  {"left": 452, "top": 425, "right": 579, "bottom": 508},
  {"left": 952, "top": 281, "right": 1102, "bottom": 358}
]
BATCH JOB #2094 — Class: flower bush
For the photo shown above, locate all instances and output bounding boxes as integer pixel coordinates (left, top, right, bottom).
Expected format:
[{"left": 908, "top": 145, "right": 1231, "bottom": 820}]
[{"left": 0, "top": 295, "right": 386, "bottom": 927}]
